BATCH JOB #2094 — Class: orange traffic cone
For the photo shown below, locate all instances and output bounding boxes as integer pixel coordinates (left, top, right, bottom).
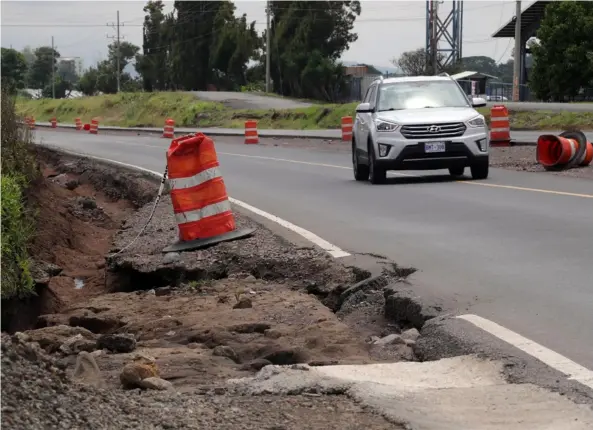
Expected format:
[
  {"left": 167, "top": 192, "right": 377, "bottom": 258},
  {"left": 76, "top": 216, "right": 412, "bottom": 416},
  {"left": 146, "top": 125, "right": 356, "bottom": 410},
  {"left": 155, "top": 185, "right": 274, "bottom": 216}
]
[{"left": 162, "top": 133, "right": 255, "bottom": 253}]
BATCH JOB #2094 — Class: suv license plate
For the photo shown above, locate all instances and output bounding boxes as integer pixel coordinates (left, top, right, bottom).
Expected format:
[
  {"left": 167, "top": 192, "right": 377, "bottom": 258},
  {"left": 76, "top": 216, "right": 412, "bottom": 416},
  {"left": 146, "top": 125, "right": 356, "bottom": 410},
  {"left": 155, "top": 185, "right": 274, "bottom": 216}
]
[{"left": 424, "top": 142, "right": 446, "bottom": 153}]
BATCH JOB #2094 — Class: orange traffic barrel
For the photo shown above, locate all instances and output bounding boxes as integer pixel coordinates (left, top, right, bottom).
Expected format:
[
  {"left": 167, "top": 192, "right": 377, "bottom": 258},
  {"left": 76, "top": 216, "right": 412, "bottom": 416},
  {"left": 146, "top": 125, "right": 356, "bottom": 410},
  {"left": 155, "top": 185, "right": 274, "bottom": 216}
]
[
  {"left": 489, "top": 105, "right": 511, "bottom": 146},
  {"left": 75, "top": 118, "right": 82, "bottom": 130},
  {"left": 537, "top": 130, "right": 593, "bottom": 170},
  {"left": 27, "top": 116, "right": 36, "bottom": 130},
  {"left": 50, "top": 117, "right": 57, "bottom": 128},
  {"left": 162, "top": 133, "right": 254, "bottom": 253},
  {"left": 245, "top": 120, "right": 259, "bottom": 144},
  {"left": 341, "top": 116, "right": 353, "bottom": 141},
  {"left": 163, "top": 118, "right": 175, "bottom": 139},
  {"left": 89, "top": 118, "right": 99, "bottom": 134}
]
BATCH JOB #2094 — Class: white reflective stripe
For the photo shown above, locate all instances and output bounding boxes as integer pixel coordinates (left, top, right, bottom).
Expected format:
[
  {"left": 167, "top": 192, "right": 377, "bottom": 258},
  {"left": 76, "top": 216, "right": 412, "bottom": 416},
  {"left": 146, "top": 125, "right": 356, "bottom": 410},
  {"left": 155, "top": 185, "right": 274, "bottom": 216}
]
[
  {"left": 245, "top": 128, "right": 258, "bottom": 132},
  {"left": 491, "top": 128, "right": 509, "bottom": 133},
  {"left": 169, "top": 166, "right": 222, "bottom": 190},
  {"left": 491, "top": 116, "right": 509, "bottom": 122},
  {"left": 567, "top": 140, "right": 577, "bottom": 158},
  {"left": 175, "top": 200, "right": 231, "bottom": 224}
]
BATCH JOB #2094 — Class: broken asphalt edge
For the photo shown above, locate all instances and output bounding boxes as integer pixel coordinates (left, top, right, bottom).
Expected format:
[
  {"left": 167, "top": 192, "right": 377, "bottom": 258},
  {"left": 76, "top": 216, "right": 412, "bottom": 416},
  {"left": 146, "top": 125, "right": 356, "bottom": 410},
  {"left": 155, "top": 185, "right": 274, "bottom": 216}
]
[
  {"left": 32, "top": 122, "right": 539, "bottom": 145},
  {"left": 35, "top": 143, "right": 593, "bottom": 409}
]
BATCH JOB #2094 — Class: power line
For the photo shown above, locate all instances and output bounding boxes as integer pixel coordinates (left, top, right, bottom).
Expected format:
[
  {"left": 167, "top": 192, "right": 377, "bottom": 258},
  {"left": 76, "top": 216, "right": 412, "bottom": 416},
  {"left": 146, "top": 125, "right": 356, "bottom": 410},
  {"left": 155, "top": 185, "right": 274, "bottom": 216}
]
[
  {"left": 3, "top": 3, "right": 514, "bottom": 29},
  {"left": 106, "top": 11, "right": 124, "bottom": 93}
]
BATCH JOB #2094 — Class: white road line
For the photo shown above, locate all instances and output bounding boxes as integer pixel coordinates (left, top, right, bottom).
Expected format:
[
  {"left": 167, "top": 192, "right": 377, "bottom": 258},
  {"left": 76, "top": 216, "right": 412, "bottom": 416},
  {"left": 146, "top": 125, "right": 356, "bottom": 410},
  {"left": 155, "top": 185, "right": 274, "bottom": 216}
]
[
  {"left": 457, "top": 314, "right": 593, "bottom": 390},
  {"left": 227, "top": 198, "right": 350, "bottom": 258},
  {"left": 42, "top": 147, "right": 350, "bottom": 259}
]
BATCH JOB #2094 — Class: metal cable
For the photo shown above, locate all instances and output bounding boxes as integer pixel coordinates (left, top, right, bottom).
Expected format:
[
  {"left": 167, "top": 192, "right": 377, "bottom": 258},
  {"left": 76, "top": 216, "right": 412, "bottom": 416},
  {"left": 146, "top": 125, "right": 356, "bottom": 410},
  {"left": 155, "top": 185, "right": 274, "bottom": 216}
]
[{"left": 111, "top": 165, "right": 168, "bottom": 256}]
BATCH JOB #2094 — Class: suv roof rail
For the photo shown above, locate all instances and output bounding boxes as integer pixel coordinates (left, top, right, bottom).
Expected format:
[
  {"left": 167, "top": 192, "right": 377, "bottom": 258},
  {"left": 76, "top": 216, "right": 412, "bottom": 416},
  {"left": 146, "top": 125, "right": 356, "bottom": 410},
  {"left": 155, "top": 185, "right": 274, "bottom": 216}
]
[{"left": 438, "top": 72, "right": 450, "bottom": 77}]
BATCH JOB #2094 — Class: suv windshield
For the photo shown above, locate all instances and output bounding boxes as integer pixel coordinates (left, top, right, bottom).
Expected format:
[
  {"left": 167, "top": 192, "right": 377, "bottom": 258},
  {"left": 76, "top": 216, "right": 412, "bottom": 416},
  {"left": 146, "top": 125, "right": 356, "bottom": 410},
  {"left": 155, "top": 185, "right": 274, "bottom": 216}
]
[{"left": 377, "top": 80, "right": 470, "bottom": 111}]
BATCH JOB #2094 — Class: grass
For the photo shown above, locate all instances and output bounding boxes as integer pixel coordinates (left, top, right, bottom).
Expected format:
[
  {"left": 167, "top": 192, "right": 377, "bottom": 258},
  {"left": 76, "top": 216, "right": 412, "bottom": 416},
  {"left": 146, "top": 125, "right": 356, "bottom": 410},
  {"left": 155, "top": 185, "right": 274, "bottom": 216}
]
[
  {"left": 477, "top": 107, "right": 593, "bottom": 131},
  {"left": 15, "top": 92, "right": 593, "bottom": 131},
  {"left": 1, "top": 91, "right": 39, "bottom": 300}
]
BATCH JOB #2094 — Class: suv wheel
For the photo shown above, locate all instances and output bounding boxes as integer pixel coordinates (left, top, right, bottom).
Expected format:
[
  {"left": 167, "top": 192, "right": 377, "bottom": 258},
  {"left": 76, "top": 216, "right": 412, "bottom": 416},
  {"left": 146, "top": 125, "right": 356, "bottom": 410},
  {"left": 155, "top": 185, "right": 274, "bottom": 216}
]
[
  {"left": 470, "top": 158, "right": 489, "bottom": 180},
  {"left": 368, "top": 142, "right": 387, "bottom": 184},
  {"left": 448, "top": 166, "right": 465, "bottom": 177},
  {"left": 352, "top": 139, "right": 369, "bottom": 181}
]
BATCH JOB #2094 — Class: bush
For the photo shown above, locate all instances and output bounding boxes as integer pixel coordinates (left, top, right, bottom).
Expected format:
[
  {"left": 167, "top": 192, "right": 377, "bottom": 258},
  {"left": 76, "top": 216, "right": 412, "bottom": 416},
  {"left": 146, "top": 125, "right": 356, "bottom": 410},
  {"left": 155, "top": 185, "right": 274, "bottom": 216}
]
[
  {"left": 1, "top": 89, "right": 39, "bottom": 299},
  {"left": 1, "top": 176, "right": 35, "bottom": 299}
]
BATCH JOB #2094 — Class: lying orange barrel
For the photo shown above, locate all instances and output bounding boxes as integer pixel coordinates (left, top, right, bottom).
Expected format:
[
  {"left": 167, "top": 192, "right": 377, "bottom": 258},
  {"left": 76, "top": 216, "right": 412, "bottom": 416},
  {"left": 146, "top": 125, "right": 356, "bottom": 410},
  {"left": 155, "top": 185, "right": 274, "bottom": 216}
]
[{"left": 537, "top": 130, "right": 593, "bottom": 170}]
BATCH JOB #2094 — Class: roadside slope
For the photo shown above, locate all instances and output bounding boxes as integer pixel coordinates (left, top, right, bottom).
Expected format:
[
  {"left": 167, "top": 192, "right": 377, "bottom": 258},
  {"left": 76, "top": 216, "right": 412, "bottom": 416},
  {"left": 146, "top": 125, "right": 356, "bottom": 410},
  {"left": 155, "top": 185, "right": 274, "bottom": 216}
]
[{"left": 16, "top": 92, "right": 593, "bottom": 131}]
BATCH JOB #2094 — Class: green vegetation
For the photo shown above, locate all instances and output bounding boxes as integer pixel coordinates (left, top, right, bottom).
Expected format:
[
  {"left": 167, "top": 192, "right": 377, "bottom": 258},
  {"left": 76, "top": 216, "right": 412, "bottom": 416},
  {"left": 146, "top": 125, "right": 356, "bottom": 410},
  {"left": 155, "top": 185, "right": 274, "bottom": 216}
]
[
  {"left": 530, "top": 1, "right": 593, "bottom": 101},
  {"left": 1, "top": 91, "right": 39, "bottom": 300},
  {"left": 15, "top": 92, "right": 358, "bottom": 129},
  {"left": 16, "top": 92, "right": 593, "bottom": 131},
  {"left": 477, "top": 108, "right": 593, "bottom": 131}
]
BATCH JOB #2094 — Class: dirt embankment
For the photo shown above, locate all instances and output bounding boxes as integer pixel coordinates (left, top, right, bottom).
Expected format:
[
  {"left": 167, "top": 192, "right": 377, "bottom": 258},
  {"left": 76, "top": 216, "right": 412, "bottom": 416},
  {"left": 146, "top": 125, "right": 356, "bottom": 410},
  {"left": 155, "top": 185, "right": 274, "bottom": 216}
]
[{"left": 2, "top": 146, "right": 431, "bottom": 429}]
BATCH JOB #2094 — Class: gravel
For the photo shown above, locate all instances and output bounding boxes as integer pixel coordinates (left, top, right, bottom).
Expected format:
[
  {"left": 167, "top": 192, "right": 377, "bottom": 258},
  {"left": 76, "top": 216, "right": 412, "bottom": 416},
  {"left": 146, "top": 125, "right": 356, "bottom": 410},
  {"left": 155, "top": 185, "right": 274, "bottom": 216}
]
[
  {"left": 489, "top": 146, "right": 593, "bottom": 180},
  {"left": 1, "top": 334, "right": 398, "bottom": 429}
]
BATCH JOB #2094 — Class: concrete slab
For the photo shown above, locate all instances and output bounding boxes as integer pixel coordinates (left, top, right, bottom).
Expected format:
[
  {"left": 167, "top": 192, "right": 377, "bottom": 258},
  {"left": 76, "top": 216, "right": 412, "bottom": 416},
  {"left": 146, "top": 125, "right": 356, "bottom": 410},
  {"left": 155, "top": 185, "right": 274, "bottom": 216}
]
[{"left": 229, "top": 356, "right": 593, "bottom": 430}]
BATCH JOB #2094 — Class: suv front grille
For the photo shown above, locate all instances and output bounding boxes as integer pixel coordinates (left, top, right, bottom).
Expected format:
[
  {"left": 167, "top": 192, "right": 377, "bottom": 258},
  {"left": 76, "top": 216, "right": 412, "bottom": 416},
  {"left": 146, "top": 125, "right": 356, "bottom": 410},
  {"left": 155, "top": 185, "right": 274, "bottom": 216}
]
[{"left": 400, "top": 122, "right": 467, "bottom": 139}]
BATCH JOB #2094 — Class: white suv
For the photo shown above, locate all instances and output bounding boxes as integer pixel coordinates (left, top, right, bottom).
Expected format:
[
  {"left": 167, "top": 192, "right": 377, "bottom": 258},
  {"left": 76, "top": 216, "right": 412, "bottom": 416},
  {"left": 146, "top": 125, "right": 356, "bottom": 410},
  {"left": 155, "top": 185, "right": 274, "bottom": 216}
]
[{"left": 352, "top": 75, "right": 490, "bottom": 184}]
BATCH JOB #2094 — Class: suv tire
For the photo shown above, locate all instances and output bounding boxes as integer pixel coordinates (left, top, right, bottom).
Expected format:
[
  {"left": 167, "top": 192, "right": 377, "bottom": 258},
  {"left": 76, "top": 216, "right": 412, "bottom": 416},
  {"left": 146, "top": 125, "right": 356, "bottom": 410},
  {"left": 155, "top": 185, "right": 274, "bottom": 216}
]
[
  {"left": 368, "top": 142, "right": 387, "bottom": 184},
  {"left": 352, "top": 139, "right": 369, "bottom": 181},
  {"left": 448, "top": 166, "right": 465, "bottom": 177},
  {"left": 470, "top": 159, "right": 489, "bottom": 180}
]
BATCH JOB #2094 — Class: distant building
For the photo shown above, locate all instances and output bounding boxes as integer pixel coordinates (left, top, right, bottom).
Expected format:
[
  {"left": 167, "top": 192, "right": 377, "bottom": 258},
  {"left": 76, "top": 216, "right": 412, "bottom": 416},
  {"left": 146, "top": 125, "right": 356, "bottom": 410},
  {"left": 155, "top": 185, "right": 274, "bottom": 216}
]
[{"left": 452, "top": 71, "right": 498, "bottom": 97}]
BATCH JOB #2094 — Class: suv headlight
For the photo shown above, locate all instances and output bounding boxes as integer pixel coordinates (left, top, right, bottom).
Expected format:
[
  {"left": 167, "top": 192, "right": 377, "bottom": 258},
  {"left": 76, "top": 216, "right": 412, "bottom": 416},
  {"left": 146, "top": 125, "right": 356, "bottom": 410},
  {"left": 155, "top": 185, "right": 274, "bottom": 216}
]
[
  {"left": 376, "top": 119, "right": 400, "bottom": 132},
  {"left": 467, "top": 116, "right": 486, "bottom": 128}
]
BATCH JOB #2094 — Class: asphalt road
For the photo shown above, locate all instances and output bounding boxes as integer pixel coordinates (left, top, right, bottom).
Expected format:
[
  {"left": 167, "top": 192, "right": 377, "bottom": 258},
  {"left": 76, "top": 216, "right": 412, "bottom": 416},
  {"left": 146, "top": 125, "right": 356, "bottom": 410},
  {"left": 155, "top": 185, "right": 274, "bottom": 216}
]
[
  {"left": 190, "top": 90, "right": 593, "bottom": 112},
  {"left": 486, "top": 101, "right": 593, "bottom": 112},
  {"left": 191, "top": 91, "right": 313, "bottom": 109},
  {"left": 35, "top": 129, "right": 593, "bottom": 370}
]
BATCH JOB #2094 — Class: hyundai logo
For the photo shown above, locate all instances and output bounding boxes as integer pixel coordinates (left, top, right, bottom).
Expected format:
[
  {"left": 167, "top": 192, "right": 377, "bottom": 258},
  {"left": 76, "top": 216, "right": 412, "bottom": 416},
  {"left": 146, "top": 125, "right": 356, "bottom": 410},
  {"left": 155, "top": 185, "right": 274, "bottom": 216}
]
[{"left": 427, "top": 125, "right": 441, "bottom": 133}]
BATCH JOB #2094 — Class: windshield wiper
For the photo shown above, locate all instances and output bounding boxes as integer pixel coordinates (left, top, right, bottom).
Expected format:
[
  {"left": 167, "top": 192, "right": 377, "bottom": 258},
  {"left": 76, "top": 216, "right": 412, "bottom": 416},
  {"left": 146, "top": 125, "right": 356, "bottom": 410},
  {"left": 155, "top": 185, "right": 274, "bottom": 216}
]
[{"left": 377, "top": 108, "right": 402, "bottom": 112}]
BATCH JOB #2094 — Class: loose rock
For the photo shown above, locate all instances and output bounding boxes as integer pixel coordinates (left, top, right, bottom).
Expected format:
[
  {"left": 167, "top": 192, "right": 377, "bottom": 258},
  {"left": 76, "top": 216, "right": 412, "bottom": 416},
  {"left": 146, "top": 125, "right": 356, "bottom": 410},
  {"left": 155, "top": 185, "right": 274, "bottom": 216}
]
[
  {"left": 60, "top": 334, "right": 97, "bottom": 355},
  {"left": 239, "top": 359, "right": 272, "bottom": 371},
  {"left": 213, "top": 345, "right": 240, "bottom": 363},
  {"left": 120, "top": 362, "right": 159, "bottom": 389},
  {"left": 233, "top": 298, "right": 253, "bottom": 309},
  {"left": 163, "top": 252, "right": 180, "bottom": 264},
  {"left": 138, "top": 377, "right": 174, "bottom": 391},
  {"left": 25, "top": 325, "right": 97, "bottom": 354},
  {"left": 401, "top": 328, "right": 420, "bottom": 342},
  {"left": 97, "top": 333, "right": 137, "bottom": 353},
  {"left": 72, "top": 351, "right": 105, "bottom": 388},
  {"left": 373, "top": 333, "right": 405, "bottom": 346}
]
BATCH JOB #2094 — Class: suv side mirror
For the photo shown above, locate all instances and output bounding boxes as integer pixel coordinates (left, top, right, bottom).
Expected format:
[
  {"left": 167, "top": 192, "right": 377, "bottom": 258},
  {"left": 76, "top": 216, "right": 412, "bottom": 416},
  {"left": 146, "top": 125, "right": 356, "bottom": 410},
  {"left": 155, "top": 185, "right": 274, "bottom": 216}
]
[
  {"left": 355, "top": 102, "right": 373, "bottom": 113},
  {"left": 471, "top": 97, "right": 487, "bottom": 108}
]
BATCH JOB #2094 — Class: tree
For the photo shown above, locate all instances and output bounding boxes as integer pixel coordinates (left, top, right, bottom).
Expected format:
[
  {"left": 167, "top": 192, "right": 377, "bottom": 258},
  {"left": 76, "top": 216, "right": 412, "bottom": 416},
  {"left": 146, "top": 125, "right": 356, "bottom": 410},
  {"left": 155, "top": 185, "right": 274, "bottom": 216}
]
[
  {"left": 392, "top": 48, "right": 462, "bottom": 76},
  {"left": 529, "top": 1, "right": 593, "bottom": 101},
  {"left": 57, "top": 60, "right": 78, "bottom": 83},
  {"left": 28, "top": 46, "right": 60, "bottom": 89},
  {"left": 1, "top": 48, "right": 28, "bottom": 92},
  {"left": 209, "top": 2, "right": 260, "bottom": 89},
  {"left": 108, "top": 41, "right": 140, "bottom": 76},
  {"left": 393, "top": 48, "right": 431, "bottom": 76},
  {"left": 171, "top": 1, "right": 226, "bottom": 90},
  {"left": 21, "top": 46, "right": 36, "bottom": 68},
  {"left": 135, "top": 0, "right": 171, "bottom": 91},
  {"left": 461, "top": 56, "right": 499, "bottom": 76},
  {"left": 78, "top": 66, "right": 99, "bottom": 96},
  {"left": 268, "top": 1, "right": 361, "bottom": 100}
]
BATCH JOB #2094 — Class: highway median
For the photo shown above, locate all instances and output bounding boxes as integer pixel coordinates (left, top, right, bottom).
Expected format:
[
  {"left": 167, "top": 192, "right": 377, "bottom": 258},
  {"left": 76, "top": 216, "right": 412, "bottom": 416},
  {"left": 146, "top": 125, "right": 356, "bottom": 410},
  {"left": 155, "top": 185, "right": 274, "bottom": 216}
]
[{"left": 16, "top": 92, "right": 593, "bottom": 132}]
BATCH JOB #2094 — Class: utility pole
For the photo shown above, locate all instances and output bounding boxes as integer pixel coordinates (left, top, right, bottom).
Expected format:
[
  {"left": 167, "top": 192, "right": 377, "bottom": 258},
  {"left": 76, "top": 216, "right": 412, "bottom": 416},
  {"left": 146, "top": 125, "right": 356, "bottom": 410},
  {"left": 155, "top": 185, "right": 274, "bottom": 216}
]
[
  {"left": 51, "top": 36, "right": 55, "bottom": 99},
  {"left": 512, "top": 0, "right": 522, "bottom": 102},
  {"left": 107, "top": 11, "right": 123, "bottom": 93},
  {"left": 265, "top": 1, "right": 271, "bottom": 93},
  {"left": 431, "top": 1, "right": 438, "bottom": 75}
]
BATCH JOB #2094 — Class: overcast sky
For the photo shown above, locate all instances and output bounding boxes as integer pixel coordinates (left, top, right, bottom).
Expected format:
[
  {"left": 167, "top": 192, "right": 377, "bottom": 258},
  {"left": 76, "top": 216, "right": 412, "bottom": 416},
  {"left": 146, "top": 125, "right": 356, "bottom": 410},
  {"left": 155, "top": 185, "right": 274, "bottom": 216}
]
[{"left": 1, "top": 0, "right": 520, "bottom": 71}]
